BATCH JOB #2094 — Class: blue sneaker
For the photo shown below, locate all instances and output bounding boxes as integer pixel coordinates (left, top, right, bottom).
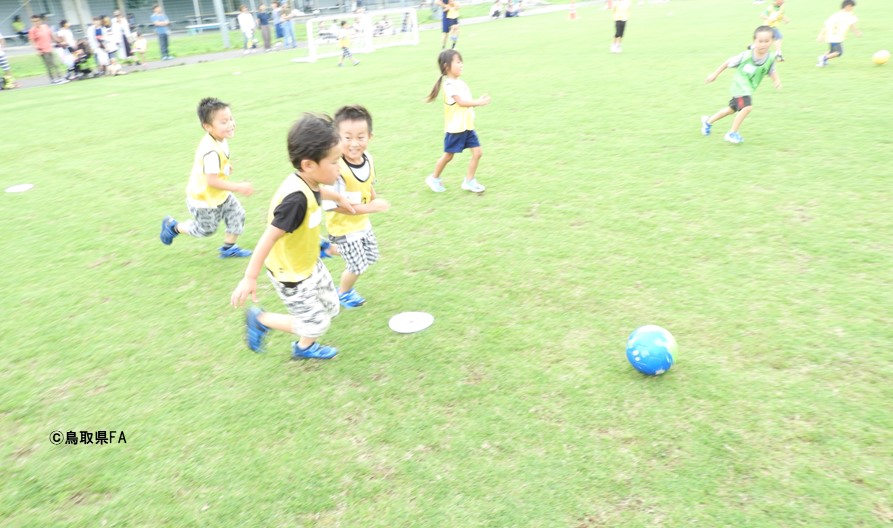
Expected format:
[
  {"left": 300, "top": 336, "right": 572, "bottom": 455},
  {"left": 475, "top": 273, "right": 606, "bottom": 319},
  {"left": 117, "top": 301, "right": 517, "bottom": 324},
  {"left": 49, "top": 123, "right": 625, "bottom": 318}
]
[
  {"left": 724, "top": 131, "right": 743, "bottom": 144},
  {"left": 246, "top": 307, "right": 269, "bottom": 352},
  {"left": 160, "top": 216, "right": 178, "bottom": 245},
  {"left": 700, "top": 116, "right": 712, "bottom": 136},
  {"left": 219, "top": 245, "right": 252, "bottom": 258},
  {"left": 292, "top": 341, "right": 338, "bottom": 360},
  {"left": 339, "top": 289, "right": 366, "bottom": 308},
  {"left": 320, "top": 239, "right": 333, "bottom": 259}
]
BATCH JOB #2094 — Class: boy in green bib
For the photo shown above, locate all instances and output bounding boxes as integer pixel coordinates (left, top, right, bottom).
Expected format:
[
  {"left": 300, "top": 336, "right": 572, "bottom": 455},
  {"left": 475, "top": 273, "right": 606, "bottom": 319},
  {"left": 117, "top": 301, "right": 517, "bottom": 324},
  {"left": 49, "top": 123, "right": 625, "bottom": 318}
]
[{"left": 700, "top": 26, "right": 781, "bottom": 145}]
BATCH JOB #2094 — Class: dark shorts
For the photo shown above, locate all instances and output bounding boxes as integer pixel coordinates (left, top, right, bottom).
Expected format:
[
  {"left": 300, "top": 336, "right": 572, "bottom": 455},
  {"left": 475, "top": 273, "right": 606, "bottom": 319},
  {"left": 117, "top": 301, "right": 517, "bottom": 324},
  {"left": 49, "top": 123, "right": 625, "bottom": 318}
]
[
  {"left": 614, "top": 20, "right": 627, "bottom": 38},
  {"left": 442, "top": 16, "right": 458, "bottom": 33},
  {"left": 444, "top": 130, "right": 480, "bottom": 153},
  {"left": 829, "top": 42, "right": 843, "bottom": 55},
  {"left": 728, "top": 96, "right": 753, "bottom": 112},
  {"left": 771, "top": 27, "right": 782, "bottom": 40}
]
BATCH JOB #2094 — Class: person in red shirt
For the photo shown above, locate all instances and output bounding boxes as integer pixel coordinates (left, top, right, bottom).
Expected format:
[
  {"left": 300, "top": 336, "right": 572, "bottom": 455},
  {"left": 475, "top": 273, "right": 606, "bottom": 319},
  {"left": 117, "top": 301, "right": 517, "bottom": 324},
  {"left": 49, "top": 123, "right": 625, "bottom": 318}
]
[{"left": 28, "top": 14, "right": 66, "bottom": 84}]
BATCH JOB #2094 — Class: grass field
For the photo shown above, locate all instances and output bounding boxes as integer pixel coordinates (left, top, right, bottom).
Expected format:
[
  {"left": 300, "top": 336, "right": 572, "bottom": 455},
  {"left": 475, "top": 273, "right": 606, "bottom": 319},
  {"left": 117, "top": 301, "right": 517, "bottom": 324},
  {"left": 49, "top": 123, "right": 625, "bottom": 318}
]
[{"left": 2, "top": 1, "right": 892, "bottom": 526}]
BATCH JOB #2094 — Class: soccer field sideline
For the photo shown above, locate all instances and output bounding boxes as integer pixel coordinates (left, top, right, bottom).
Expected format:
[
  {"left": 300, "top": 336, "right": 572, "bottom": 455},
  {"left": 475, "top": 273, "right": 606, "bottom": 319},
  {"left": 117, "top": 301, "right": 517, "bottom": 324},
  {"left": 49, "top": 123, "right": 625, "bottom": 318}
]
[{"left": 11, "top": 0, "right": 596, "bottom": 90}]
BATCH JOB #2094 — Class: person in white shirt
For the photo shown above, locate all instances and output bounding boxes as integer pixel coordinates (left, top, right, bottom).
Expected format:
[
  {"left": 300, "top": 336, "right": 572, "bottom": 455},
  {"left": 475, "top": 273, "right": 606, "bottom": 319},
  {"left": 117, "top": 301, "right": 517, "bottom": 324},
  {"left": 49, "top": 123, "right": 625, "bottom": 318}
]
[
  {"left": 816, "top": 0, "right": 862, "bottom": 67},
  {"left": 112, "top": 11, "right": 132, "bottom": 59},
  {"left": 56, "top": 19, "right": 76, "bottom": 48},
  {"left": 237, "top": 5, "right": 258, "bottom": 53}
]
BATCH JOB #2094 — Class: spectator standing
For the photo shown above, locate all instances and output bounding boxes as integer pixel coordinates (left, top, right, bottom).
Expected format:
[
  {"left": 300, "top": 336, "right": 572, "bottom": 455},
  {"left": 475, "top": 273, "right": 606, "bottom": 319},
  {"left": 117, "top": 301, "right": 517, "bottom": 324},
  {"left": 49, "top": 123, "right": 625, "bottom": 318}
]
[
  {"left": 257, "top": 4, "right": 273, "bottom": 51},
  {"left": 151, "top": 4, "right": 173, "bottom": 60},
  {"left": 28, "top": 15, "right": 67, "bottom": 85}
]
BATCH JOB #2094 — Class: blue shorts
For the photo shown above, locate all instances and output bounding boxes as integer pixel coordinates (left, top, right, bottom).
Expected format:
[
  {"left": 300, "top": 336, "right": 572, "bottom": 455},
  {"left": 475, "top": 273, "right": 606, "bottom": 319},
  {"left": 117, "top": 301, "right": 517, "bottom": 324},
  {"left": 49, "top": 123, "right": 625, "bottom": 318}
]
[
  {"left": 442, "top": 17, "right": 458, "bottom": 33},
  {"left": 829, "top": 42, "right": 843, "bottom": 56},
  {"left": 771, "top": 27, "right": 782, "bottom": 40},
  {"left": 444, "top": 130, "right": 480, "bottom": 153}
]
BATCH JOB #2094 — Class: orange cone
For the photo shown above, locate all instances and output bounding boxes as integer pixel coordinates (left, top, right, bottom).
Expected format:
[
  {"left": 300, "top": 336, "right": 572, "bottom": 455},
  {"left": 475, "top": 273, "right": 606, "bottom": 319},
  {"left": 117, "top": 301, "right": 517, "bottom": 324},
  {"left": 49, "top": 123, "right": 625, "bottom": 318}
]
[{"left": 569, "top": 0, "right": 577, "bottom": 19}]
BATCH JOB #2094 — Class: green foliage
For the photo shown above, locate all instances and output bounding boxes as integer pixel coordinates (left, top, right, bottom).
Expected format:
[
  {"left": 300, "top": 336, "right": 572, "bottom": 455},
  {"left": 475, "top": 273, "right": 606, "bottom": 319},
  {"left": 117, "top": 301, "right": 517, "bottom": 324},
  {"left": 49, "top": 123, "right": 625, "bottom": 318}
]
[{"left": 1, "top": 1, "right": 892, "bottom": 526}]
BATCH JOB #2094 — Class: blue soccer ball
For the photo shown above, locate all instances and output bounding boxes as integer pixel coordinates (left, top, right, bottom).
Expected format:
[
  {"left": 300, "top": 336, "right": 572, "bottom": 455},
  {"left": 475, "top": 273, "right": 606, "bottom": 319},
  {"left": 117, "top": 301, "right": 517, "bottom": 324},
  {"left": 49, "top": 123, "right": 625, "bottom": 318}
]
[{"left": 626, "top": 325, "right": 677, "bottom": 376}]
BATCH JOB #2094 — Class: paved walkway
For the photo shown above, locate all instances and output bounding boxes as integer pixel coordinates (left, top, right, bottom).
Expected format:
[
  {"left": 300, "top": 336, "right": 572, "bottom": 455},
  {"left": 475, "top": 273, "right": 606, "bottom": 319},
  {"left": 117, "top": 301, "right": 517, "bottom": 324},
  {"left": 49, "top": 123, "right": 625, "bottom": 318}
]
[{"left": 12, "top": 2, "right": 593, "bottom": 90}]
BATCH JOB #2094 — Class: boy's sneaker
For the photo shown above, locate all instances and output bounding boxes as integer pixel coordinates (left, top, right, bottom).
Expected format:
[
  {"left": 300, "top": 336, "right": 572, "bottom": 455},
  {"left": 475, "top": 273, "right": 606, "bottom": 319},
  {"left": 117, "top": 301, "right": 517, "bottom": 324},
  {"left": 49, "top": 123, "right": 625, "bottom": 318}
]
[
  {"left": 776, "top": 53, "right": 784, "bottom": 62},
  {"left": 320, "top": 239, "right": 333, "bottom": 259},
  {"left": 724, "top": 131, "right": 743, "bottom": 144},
  {"left": 292, "top": 341, "right": 338, "bottom": 360},
  {"left": 461, "top": 178, "right": 486, "bottom": 193},
  {"left": 339, "top": 288, "right": 366, "bottom": 308},
  {"left": 425, "top": 175, "right": 446, "bottom": 193},
  {"left": 219, "top": 245, "right": 252, "bottom": 258},
  {"left": 246, "top": 307, "right": 269, "bottom": 352},
  {"left": 700, "top": 116, "right": 712, "bottom": 136},
  {"left": 816, "top": 55, "right": 827, "bottom": 67},
  {"left": 160, "top": 216, "right": 179, "bottom": 245}
]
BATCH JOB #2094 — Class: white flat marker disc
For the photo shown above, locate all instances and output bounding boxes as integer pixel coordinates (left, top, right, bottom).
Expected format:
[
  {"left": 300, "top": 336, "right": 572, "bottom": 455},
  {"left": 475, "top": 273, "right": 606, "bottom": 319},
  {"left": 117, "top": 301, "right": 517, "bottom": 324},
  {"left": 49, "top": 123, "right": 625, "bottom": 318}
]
[
  {"left": 5, "top": 184, "right": 34, "bottom": 193},
  {"left": 388, "top": 312, "right": 434, "bottom": 334}
]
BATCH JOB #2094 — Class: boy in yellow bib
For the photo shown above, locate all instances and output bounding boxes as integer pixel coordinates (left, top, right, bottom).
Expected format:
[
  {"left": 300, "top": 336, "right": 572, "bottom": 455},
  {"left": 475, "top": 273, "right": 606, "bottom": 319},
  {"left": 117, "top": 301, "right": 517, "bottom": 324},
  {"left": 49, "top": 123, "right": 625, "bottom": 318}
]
[
  {"left": 321, "top": 105, "right": 390, "bottom": 309},
  {"left": 231, "top": 114, "right": 344, "bottom": 360},
  {"left": 160, "top": 97, "right": 254, "bottom": 258}
]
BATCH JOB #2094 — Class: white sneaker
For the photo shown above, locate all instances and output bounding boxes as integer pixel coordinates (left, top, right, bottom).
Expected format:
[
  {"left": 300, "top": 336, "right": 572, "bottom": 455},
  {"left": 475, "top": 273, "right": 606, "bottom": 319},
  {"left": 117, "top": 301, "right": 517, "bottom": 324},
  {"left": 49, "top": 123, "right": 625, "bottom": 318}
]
[
  {"left": 425, "top": 175, "right": 446, "bottom": 193},
  {"left": 816, "top": 55, "right": 826, "bottom": 67},
  {"left": 461, "top": 178, "right": 486, "bottom": 193}
]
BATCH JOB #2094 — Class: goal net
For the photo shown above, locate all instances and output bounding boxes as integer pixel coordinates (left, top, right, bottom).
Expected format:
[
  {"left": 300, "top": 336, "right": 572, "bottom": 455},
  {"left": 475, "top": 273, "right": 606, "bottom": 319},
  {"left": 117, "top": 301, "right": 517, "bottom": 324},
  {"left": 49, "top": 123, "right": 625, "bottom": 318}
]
[{"left": 293, "top": 7, "right": 419, "bottom": 63}]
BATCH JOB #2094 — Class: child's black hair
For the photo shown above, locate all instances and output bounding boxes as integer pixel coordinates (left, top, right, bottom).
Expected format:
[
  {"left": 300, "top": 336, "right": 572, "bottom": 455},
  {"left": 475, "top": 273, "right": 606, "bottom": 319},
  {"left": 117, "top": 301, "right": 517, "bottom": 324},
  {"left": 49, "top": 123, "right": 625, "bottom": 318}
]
[
  {"left": 841, "top": 0, "right": 855, "bottom": 8},
  {"left": 197, "top": 97, "right": 229, "bottom": 126},
  {"left": 287, "top": 113, "right": 340, "bottom": 170},
  {"left": 334, "top": 104, "right": 373, "bottom": 133}
]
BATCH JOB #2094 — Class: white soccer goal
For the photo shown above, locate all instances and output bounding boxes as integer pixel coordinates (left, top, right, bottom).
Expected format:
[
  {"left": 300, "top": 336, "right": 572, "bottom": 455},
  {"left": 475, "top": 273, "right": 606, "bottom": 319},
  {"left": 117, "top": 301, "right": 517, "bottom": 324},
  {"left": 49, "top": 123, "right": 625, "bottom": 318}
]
[{"left": 292, "top": 7, "right": 419, "bottom": 63}]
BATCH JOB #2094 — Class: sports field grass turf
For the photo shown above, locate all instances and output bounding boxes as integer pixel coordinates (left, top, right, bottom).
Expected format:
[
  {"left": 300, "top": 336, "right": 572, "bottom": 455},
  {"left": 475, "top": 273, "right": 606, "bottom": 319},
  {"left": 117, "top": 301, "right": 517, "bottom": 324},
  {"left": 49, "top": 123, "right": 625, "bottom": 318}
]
[{"left": 2, "top": 1, "right": 891, "bottom": 526}]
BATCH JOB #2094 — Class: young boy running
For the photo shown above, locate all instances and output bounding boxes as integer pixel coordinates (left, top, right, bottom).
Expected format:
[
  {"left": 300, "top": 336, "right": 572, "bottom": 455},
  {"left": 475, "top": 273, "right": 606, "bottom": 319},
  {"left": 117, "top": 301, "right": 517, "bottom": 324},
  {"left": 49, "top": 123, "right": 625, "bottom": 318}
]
[
  {"left": 700, "top": 26, "right": 781, "bottom": 145},
  {"left": 161, "top": 97, "right": 254, "bottom": 257},
  {"left": 817, "top": 0, "right": 861, "bottom": 68},
  {"left": 321, "top": 105, "right": 390, "bottom": 309},
  {"left": 760, "top": 0, "right": 788, "bottom": 61},
  {"left": 231, "top": 114, "right": 344, "bottom": 360}
]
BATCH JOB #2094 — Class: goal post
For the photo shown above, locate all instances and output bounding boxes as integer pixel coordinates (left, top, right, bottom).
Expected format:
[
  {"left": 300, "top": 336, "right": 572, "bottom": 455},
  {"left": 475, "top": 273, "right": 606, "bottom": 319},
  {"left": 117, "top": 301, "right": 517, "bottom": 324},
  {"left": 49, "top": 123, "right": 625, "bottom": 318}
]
[{"left": 293, "top": 7, "right": 419, "bottom": 63}]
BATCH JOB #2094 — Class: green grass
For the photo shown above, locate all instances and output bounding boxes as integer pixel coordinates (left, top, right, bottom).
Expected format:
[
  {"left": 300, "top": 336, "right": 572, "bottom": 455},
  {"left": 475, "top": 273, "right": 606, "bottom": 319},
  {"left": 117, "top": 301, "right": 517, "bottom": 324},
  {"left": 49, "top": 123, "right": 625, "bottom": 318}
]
[{"left": 2, "top": 1, "right": 892, "bottom": 526}]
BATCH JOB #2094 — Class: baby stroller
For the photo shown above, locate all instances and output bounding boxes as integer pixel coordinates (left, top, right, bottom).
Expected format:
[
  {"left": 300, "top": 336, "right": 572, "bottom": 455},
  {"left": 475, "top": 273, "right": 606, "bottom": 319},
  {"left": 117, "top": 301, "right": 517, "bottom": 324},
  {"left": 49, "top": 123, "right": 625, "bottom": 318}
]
[{"left": 70, "top": 41, "right": 94, "bottom": 79}]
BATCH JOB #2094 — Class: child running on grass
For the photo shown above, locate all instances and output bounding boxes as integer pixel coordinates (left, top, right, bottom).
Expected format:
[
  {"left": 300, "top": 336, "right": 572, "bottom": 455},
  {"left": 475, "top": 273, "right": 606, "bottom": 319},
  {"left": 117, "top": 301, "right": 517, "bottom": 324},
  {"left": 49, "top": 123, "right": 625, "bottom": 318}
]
[
  {"left": 337, "top": 21, "right": 360, "bottom": 67},
  {"left": 231, "top": 114, "right": 345, "bottom": 360},
  {"left": 817, "top": 0, "right": 861, "bottom": 68},
  {"left": 320, "top": 105, "right": 390, "bottom": 309},
  {"left": 610, "top": 0, "right": 630, "bottom": 53},
  {"left": 160, "top": 97, "right": 254, "bottom": 257},
  {"left": 759, "top": 0, "right": 788, "bottom": 61},
  {"left": 700, "top": 26, "right": 781, "bottom": 145},
  {"left": 424, "top": 50, "right": 491, "bottom": 193}
]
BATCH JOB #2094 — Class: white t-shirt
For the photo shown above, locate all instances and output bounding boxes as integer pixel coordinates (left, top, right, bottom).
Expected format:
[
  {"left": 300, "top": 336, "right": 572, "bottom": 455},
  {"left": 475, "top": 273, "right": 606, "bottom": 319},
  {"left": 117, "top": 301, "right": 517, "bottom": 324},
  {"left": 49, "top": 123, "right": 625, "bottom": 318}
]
[
  {"left": 57, "top": 28, "right": 76, "bottom": 48},
  {"left": 823, "top": 11, "right": 857, "bottom": 43},
  {"left": 112, "top": 19, "right": 131, "bottom": 44},
  {"left": 237, "top": 12, "right": 257, "bottom": 32}
]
